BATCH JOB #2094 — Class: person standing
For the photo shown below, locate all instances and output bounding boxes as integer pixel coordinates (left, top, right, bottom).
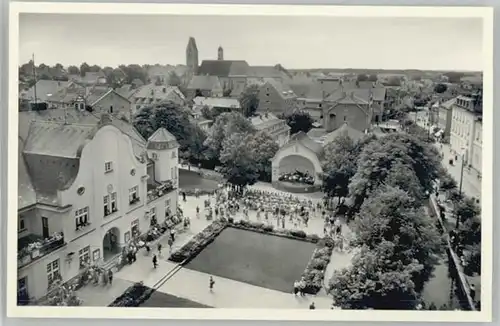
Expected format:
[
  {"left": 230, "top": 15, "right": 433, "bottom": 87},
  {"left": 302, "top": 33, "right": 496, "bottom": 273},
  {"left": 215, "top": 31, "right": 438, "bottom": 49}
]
[
  {"left": 152, "top": 255, "right": 158, "bottom": 269},
  {"left": 108, "top": 270, "right": 113, "bottom": 286},
  {"left": 309, "top": 302, "right": 316, "bottom": 310},
  {"left": 158, "top": 243, "right": 162, "bottom": 256},
  {"left": 209, "top": 276, "right": 215, "bottom": 292}
]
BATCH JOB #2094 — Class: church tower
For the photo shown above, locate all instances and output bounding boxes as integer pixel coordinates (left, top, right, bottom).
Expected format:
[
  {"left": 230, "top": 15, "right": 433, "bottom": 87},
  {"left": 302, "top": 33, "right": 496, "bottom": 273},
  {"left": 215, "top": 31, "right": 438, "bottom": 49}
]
[
  {"left": 186, "top": 37, "right": 199, "bottom": 74},
  {"left": 217, "top": 46, "right": 224, "bottom": 61}
]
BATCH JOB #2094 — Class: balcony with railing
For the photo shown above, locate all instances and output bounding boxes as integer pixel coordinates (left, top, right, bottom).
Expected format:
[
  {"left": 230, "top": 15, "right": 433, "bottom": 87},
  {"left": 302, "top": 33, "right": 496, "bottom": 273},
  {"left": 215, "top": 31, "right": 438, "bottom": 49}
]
[
  {"left": 147, "top": 180, "right": 175, "bottom": 204},
  {"left": 18, "top": 232, "right": 66, "bottom": 268}
]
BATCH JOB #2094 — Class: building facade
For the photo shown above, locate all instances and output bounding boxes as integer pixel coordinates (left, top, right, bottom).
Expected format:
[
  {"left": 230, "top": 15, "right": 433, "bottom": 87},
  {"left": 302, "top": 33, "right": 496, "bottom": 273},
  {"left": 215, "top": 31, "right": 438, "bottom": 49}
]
[
  {"left": 250, "top": 113, "right": 291, "bottom": 147},
  {"left": 438, "top": 98, "right": 455, "bottom": 142},
  {"left": 471, "top": 119, "right": 483, "bottom": 174},
  {"left": 450, "top": 96, "right": 482, "bottom": 165},
  {"left": 17, "top": 113, "right": 178, "bottom": 304},
  {"left": 257, "top": 79, "right": 297, "bottom": 115}
]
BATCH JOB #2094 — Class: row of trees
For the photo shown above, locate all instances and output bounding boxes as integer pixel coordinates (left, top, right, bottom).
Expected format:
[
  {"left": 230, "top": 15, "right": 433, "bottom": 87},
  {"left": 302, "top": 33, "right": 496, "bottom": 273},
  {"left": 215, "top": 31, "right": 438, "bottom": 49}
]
[{"left": 324, "top": 133, "right": 444, "bottom": 309}]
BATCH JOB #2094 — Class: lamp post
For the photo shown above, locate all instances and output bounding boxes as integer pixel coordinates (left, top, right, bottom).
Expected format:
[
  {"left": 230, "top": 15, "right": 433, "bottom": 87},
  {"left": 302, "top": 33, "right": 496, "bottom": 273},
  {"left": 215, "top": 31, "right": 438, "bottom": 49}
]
[{"left": 456, "top": 147, "right": 466, "bottom": 229}]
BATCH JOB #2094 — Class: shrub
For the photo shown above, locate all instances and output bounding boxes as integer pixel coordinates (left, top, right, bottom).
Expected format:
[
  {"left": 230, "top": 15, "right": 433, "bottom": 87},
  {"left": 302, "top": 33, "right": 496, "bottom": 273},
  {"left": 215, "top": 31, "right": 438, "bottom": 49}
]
[
  {"left": 109, "top": 282, "right": 154, "bottom": 307},
  {"left": 299, "top": 240, "right": 334, "bottom": 295},
  {"left": 309, "top": 258, "right": 328, "bottom": 270},
  {"left": 262, "top": 225, "right": 274, "bottom": 232},
  {"left": 289, "top": 230, "right": 307, "bottom": 238},
  {"left": 308, "top": 234, "right": 320, "bottom": 243},
  {"left": 169, "top": 221, "right": 227, "bottom": 263},
  {"left": 228, "top": 217, "right": 234, "bottom": 224}
]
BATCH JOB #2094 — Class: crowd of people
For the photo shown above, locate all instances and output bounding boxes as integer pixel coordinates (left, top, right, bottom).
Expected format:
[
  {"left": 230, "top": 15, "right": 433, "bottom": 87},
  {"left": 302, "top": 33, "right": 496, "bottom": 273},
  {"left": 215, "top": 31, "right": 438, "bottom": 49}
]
[{"left": 278, "top": 170, "right": 315, "bottom": 185}]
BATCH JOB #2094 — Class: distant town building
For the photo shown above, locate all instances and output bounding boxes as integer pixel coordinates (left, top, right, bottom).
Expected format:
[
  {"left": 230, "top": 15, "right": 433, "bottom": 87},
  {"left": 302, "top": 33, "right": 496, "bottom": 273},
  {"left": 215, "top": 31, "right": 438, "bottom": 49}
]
[
  {"left": 130, "top": 84, "right": 186, "bottom": 114},
  {"left": 257, "top": 78, "right": 297, "bottom": 115},
  {"left": 250, "top": 112, "right": 290, "bottom": 147},
  {"left": 437, "top": 98, "right": 455, "bottom": 142},
  {"left": 186, "top": 75, "right": 224, "bottom": 99}
]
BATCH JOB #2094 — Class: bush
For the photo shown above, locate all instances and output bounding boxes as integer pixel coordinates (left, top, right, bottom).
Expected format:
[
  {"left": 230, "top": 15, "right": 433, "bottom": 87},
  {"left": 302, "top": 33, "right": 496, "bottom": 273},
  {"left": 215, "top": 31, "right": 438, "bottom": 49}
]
[
  {"left": 169, "top": 221, "right": 227, "bottom": 263},
  {"left": 299, "top": 240, "right": 334, "bottom": 295},
  {"left": 263, "top": 225, "right": 274, "bottom": 232},
  {"left": 109, "top": 282, "right": 154, "bottom": 307},
  {"left": 228, "top": 217, "right": 234, "bottom": 224},
  {"left": 289, "top": 230, "right": 307, "bottom": 238}
]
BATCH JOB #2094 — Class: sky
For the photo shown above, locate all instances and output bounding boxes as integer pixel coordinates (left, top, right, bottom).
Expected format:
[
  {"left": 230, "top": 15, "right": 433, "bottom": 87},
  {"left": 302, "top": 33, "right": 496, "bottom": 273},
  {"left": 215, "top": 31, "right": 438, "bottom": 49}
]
[{"left": 19, "top": 14, "right": 484, "bottom": 71}]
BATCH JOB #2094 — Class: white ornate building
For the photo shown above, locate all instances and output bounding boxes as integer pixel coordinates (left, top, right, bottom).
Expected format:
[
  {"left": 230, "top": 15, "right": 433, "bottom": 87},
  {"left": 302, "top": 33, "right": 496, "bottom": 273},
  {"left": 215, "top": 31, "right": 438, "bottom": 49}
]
[{"left": 17, "top": 109, "right": 179, "bottom": 304}]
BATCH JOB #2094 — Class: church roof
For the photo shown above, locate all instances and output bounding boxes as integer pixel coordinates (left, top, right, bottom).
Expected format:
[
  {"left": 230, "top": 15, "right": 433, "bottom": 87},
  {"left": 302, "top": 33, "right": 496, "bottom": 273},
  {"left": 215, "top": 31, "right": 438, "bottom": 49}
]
[
  {"left": 198, "top": 60, "right": 250, "bottom": 77},
  {"left": 323, "top": 122, "right": 365, "bottom": 144}
]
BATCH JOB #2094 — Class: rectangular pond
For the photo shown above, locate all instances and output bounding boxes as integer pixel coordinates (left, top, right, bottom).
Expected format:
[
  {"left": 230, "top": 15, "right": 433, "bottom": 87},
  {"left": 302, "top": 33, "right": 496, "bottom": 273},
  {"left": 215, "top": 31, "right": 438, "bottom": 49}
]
[{"left": 185, "top": 227, "right": 317, "bottom": 293}]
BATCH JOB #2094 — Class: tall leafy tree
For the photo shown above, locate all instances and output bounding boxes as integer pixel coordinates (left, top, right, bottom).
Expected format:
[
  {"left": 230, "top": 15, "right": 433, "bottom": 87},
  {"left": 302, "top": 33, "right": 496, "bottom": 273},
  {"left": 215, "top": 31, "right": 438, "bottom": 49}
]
[
  {"left": 352, "top": 185, "right": 443, "bottom": 288},
  {"left": 283, "top": 110, "right": 314, "bottom": 134},
  {"left": 219, "top": 133, "right": 259, "bottom": 188},
  {"left": 322, "top": 135, "right": 359, "bottom": 202},
  {"left": 204, "top": 112, "right": 255, "bottom": 160},
  {"left": 239, "top": 84, "right": 260, "bottom": 117},
  {"left": 79, "top": 62, "right": 90, "bottom": 77},
  {"left": 133, "top": 103, "right": 206, "bottom": 160},
  {"left": 329, "top": 241, "right": 422, "bottom": 310},
  {"left": 67, "top": 65, "right": 79, "bottom": 75},
  {"left": 245, "top": 131, "right": 279, "bottom": 181},
  {"left": 168, "top": 72, "right": 182, "bottom": 87}
]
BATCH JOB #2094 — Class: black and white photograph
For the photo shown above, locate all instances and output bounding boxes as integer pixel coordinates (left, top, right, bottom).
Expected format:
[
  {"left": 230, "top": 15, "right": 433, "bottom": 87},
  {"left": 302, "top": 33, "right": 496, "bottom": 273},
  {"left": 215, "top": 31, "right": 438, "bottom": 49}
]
[{"left": 7, "top": 3, "right": 493, "bottom": 322}]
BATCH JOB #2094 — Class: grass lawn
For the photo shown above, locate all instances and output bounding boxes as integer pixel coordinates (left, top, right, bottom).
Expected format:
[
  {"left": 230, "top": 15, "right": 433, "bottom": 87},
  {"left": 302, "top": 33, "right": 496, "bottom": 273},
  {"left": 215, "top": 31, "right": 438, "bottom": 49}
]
[
  {"left": 185, "top": 227, "right": 316, "bottom": 293},
  {"left": 140, "top": 291, "right": 211, "bottom": 308},
  {"left": 179, "top": 169, "right": 219, "bottom": 191}
]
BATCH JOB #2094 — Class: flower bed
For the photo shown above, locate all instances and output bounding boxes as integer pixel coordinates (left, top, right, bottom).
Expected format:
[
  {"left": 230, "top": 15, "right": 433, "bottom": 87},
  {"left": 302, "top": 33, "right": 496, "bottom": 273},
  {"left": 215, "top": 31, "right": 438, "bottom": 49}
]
[
  {"left": 169, "top": 220, "right": 227, "bottom": 263},
  {"left": 228, "top": 219, "right": 320, "bottom": 243},
  {"left": 108, "top": 282, "right": 154, "bottom": 307},
  {"left": 300, "top": 238, "right": 334, "bottom": 295}
]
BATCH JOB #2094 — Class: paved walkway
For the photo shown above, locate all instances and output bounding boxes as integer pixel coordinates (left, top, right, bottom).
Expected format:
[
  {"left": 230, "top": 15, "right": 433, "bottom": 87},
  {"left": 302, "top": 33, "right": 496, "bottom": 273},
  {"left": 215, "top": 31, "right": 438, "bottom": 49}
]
[
  {"left": 79, "top": 191, "right": 354, "bottom": 308},
  {"left": 154, "top": 266, "right": 333, "bottom": 309}
]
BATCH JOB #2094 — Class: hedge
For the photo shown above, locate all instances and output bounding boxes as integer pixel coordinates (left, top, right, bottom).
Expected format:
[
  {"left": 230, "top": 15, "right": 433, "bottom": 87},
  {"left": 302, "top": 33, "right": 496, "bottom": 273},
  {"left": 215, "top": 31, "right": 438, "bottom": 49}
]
[{"left": 108, "top": 282, "right": 154, "bottom": 307}]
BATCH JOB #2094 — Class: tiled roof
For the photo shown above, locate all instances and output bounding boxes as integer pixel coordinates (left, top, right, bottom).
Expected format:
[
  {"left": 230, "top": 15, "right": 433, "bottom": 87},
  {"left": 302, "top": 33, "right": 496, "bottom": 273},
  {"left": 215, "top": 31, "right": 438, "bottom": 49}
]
[
  {"left": 250, "top": 113, "right": 288, "bottom": 131},
  {"left": 23, "top": 121, "right": 96, "bottom": 158},
  {"left": 248, "top": 66, "right": 283, "bottom": 78},
  {"left": 147, "top": 128, "right": 179, "bottom": 148},
  {"left": 291, "top": 82, "right": 386, "bottom": 103},
  {"left": 18, "top": 137, "right": 37, "bottom": 208},
  {"left": 21, "top": 80, "right": 71, "bottom": 102},
  {"left": 323, "top": 122, "right": 365, "bottom": 144},
  {"left": 288, "top": 131, "right": 323, "bottom": 155},
  {"left": 132, "top": 84, "right": 185, "bottom": 102},
  {"left": 187, "top": 75, "right": 222, "bottom": 90},
  {"left": 198, "top": 60, "right": 250, "bottom": 77},
  {"left": 262, "top": 78, "right": 296, "bottom": 99},
  {"left": 193, "top": 96, "right": 240, "bottom": 109}
]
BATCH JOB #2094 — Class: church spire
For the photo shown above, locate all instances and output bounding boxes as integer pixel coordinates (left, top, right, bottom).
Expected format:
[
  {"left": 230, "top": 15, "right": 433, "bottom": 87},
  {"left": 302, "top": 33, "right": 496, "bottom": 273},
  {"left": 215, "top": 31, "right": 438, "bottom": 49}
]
[
  {"left": 218, "top": 45, "right": 224, "bottom": 61},
  {"left": 186, "top": 37, "right": 199, "bottom": 73}
]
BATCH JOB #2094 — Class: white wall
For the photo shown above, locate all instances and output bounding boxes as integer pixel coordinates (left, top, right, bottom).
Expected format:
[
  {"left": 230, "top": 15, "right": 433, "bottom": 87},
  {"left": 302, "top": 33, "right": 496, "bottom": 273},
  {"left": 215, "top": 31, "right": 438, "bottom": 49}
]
[{"left": 271, "top": 142, "right": 323, "bottom": 186}]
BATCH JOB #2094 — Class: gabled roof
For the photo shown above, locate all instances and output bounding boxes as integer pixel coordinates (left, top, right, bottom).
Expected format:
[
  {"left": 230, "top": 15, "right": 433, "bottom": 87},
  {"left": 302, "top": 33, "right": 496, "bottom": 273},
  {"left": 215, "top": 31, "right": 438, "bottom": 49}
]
[
  {"left": 187, "top": 75, "right": 222, "bottom": 90},
  {"left": 250, "top": 112, "right": 288, "bottom": 131},
  {"left": 323, "top": 122, "right": 365, "bottom": 144},
  {"left": 262, "top": 78, "right": 296, "bottom": 99},
  {"left": 132, "top": 84, "right": 185, "bottom": 103},
  {"left": 198, "top": 60, "right": 250, "bottom": 77},
  {"left": 441, "top": 98, "right": 456, "bottom": 109},
  {"left": 248, "top": 66, "right": 283, "bottom": 79}
]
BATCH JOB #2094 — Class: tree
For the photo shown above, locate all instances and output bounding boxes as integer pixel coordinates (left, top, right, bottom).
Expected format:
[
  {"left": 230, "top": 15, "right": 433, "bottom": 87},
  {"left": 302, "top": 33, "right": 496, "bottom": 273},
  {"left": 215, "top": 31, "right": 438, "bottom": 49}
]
[
  {"left": 133, "top": 102, "right": 207, "bottom": 160},
  {"left": 204, "top": 111, "right": 255, "bottom": 160},
  {"left": 54, "top": 63, "right": 63, "bottom": 70},
  {"left": 168, "top": 72, "right": 182, "bottom": 87},
  {"left": 434, "top": 83, "right": 448, "bottom": 94},
  {"left": 454, "top": 197, "right": 480, "bottom": 229},
  {"left": 348, "top": 133, "right": 441, "bottom": 215},
  {"left": 120, "top": 64, "right": 148, "bottom": 84},
  {"left": 239, "top": 85, "right": 260, "bottom": 117},
  {"left": 155, "top": 76, "right": 163, "bottom": 86},
  {"left": 283, "top": 110, "right": 314, "bottom": 134},
  {"left": 89, "top": 65, "right": 101, "bottom": 73},
  {"left": 385, "top": 77, "right": 401, "bottom": 87},
  {"left": 357, "top": 74, "right": 369, "bottom": 82},
  {"left": 352, "top": 185, "right": 443, "bottom": 288},
  {"left": 384, "top": 161, "right": 425, "bottom": 203},
  {"left": 444, "top": 72, "right": 465, "bottom": 84},
  {"left": 367, "top": 74, "right": 378, "bottom": 82},
  {"left": 438, "top": 170, "right": 457, "bottom": 192},
  {"left": 322, "top": 136, "right": 359, "bottom": 201},
  {"left": 219, "top": 133, "right": 259, "bottom": 189},
  {"left": 329, "top": 241, "right": 422, "bottom": 310},
  {"left": 245, "top": 131, "right": 279, "bottom": 181},
  {"left": 67, "top": 65, "right": 79, "bottom": 75},
  {"left": 201, "top": 105, "right": 213, "bottom": 120},
  {"left": 79, "top": 63, "right": 90, "bottom": 77}
]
